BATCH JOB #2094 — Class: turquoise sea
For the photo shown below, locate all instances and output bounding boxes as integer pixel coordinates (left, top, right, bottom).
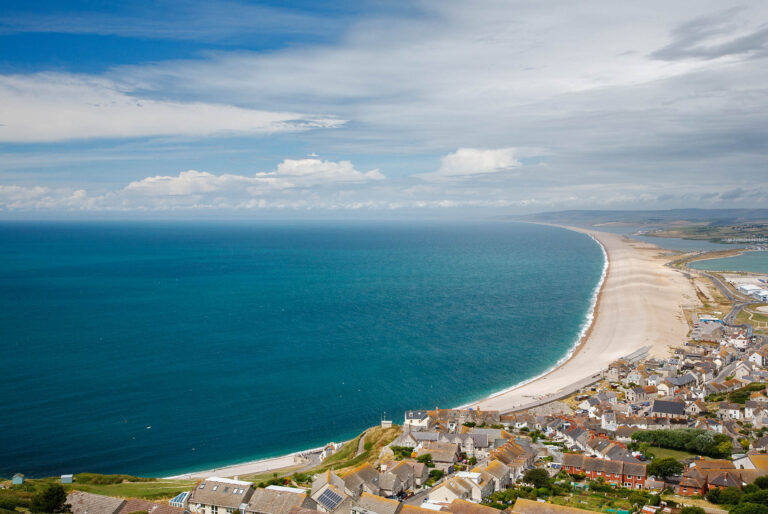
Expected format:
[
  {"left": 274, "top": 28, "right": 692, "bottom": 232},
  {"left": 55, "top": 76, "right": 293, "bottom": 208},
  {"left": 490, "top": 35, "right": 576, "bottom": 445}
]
[
  {"left": 0, "top": 221, "right": 604, "bottom": 478},
  {"left": 689, "top": 251, "right": 768, "bottom": 273}
]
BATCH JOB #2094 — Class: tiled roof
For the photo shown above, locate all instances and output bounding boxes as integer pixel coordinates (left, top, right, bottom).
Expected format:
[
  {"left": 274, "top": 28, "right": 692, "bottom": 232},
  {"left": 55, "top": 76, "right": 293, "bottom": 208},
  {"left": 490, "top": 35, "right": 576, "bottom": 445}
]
[{"left": 67, "top": 491, "right": 125, "bottom": 514}]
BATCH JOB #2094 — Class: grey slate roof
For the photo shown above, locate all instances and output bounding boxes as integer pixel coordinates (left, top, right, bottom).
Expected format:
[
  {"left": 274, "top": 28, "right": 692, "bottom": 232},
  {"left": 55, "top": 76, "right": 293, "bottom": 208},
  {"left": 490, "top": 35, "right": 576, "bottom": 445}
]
[
  {"left": 67, "top": 491, "right": 125, "bottom": 514},
  {"left": 651, "top": 400, "right": 686, "bottom": 416}
]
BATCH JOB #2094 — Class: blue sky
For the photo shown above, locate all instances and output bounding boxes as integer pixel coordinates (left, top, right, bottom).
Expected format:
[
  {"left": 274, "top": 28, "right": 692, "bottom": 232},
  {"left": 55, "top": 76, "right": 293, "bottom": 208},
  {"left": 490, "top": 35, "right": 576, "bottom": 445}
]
[{"left": 1, "top": 0, "right": 767, "bottom": 217}]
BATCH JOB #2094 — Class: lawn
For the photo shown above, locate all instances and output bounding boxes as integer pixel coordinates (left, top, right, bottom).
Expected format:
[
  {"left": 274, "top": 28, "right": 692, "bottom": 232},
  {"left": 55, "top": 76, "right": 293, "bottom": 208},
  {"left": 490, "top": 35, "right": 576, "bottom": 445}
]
[
  {"left": 64, "top": 478, "right": 197, "bottom": 500},
  {"left": 647, "top": 446, "right": 697, "bottom": 460}
]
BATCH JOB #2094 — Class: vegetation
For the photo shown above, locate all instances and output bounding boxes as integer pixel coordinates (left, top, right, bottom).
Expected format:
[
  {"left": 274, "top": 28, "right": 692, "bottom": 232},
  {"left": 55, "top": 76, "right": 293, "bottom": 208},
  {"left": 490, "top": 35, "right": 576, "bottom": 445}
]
[
  {"left": 646, "top": 457, "right": 684, "bottom": 479},
  {"left": 416, "top": 454, "right": 434, "bottom": 467},
  {"left": 30, "top": 484, "right": 69, "bottom": 513},
  {"left": 315, "top": 425, "right": 402, "bottom": 474},
  {"left": 631, "top": 429, "right": 732, "bottom": 458},
  {"left": 706, "top": 477, "right": 768, "bottom": 512},
  {"left": 425, "top": 470, "right": 443, "bottom": 487},
  {"left": 391, "top": 446, "right": 414, "bottom": 460},
  {"left": 522, "top": 469, "right": 551, "bottom": 489},
  {"left": 707, "top": 383, "right": 768, "bottom": 404}
]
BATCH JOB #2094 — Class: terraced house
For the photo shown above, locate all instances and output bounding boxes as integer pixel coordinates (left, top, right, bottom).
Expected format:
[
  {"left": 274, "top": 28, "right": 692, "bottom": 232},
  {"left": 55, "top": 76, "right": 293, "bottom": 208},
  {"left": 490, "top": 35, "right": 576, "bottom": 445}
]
[{"left": 562, "top": 455, "right": 646, "bottom": 489}]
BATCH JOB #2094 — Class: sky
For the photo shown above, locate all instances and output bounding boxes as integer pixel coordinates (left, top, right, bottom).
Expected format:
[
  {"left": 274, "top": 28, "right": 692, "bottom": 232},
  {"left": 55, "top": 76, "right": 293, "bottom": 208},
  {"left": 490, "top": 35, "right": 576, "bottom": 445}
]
[{"left": 0, "top": 0, "right": 767, "bottom": 218}]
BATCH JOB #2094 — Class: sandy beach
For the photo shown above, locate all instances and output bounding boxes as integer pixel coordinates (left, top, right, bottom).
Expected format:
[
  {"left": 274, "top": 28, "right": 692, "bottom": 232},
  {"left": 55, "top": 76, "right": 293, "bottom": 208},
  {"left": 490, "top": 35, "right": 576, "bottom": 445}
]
[{"left": 466, "top": 225, "right": 696, "bottom": 413}]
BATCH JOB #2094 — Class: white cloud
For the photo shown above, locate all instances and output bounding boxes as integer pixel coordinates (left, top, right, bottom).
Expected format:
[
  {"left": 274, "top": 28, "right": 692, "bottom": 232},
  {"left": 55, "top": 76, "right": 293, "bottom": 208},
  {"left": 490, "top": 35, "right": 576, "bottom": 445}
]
[
  {"left": 0, "top": 73, "right": 344, "bottom": 142},
  {"left": 417, "top": 148, "right": 520, "bottom": 181},
  {"left": 275, "top": 158, "right": 384, "bottom": 183}
]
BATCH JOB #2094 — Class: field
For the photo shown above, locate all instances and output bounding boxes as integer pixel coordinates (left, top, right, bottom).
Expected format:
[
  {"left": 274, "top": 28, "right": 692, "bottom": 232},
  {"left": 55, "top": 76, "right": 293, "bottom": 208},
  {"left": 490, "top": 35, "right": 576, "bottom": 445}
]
[{"left": 646, "top": 446, "right": 697, "bottom": 460}]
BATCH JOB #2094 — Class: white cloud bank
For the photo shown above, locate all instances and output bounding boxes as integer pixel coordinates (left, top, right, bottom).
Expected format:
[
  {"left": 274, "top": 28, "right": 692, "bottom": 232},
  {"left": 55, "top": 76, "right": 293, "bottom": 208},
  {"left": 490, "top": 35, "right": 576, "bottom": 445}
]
[{"left": 0, "top": 74, "right": 344, "bottom": 142}]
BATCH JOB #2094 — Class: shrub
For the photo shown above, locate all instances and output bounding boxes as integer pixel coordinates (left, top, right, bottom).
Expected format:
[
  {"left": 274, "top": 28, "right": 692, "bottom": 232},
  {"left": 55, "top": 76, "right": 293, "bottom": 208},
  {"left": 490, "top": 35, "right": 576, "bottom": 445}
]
[
  {"left": 731, "top": 503, "right": 768, "bottom": 514},
  {"left": 719, "top": 486, "right": 743, "bottom": 505},
  {"left": 30, "top": 484, "right": 68, "bottom": 513},
  {"left": 679, "top": 507, "right": 706, "bottom": 514},
  {"left": 522, "top": 469, "right": 551, "bottom": 489},
  {"left": 755, "top": 476, "right": 768, "bottom": 490}
]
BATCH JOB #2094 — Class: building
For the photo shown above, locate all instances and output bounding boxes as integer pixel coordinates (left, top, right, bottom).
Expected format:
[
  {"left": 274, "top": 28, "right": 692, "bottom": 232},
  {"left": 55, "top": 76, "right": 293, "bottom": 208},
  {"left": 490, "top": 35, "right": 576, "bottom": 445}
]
[
  {"left": 188, "top": 477, "right": 254, "bottom": 514},
  {"left": 562, "top": 454, "right": 646, "bottom": 489},
  {"left": 61, "top": 474, "right": 73, "bottom": 484},
  {"left": 511, "top": 498, "right": 595, "bottom": 514},
  {"left": 649, "top": 399, "right": 686, "bottom": 419},
  {"left": 246, "top": 486, "right": 316, "bottom": 514},
  {"left": 11, "top": 474, "right": 24, "bottom": 485},
  {"left": 67, "top": 491, "right": 125, "bottom": 514},
  {"left": 351, "top": 492, "right": 401, "bottom": 514}
]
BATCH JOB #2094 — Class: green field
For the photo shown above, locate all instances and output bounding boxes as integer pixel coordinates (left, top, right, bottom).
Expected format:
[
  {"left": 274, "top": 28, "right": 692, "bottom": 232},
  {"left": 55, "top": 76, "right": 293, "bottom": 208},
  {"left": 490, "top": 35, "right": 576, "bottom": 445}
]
[{"left": 647, "top": 446, "right": 697, "bottom": 460}]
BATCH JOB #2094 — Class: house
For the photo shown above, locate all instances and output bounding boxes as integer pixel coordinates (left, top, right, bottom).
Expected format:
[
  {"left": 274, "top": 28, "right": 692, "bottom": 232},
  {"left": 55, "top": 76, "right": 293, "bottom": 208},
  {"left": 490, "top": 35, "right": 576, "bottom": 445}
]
[
  {"left": 188, "top": 477, "right": 254, "bottom": 514},
  {"left": 11, "top": 474, "right": 24, "bottom": 485},
  {"left": 312, "top": 471, "right": 354, "bottom": 513},
  {"left": 117, "top": 499, "right": 185, "bottom": 514},
  {"left": 415, "top": 442, "right": 459, "bottom": 473},
  {"left": 562, "top": 454, "right": 646, "bottom": 489},
  {"left": 61, "top": 474, "right": 73, "bottom": 484},
  {"left": 717, "top": 402, "right": 742, "bottom": 420},
  {"left": 246, "top": 486, "right": 316, "bottom": 514},
  {"left": 649, "top": 399, "right": 686, "bottom": 419},
  {"left": 403, "top": 410, "right": 431, "bottom": 431},
  {"left": 380, "top": 461, "right": 414, "bottom": 496},
  {"left": 678, "top": 459, "right": 759, "bottom": 496},
  {"left": 478, "top": 460, "right": 511, "bottom": 490},
  {"left": 626, "top": 387, "right": 646, "bottom": 403},
  {"left": 428, "top": 476, "right": 475, "bottom": 503},
  {"left": 352, "top": 492, "right": 401, "bottom": 514},
  {"left": 685, "top": 400, "right": 707, "bottom": 416},
  {"left": 446, "top": 499, "right": 501, "bottom": 514},
  {"left": 343, "top": 463, "right": 381, "bottom": 498},
  {"left": 67, "top": 491, "right": 125, "bottom": 514}
]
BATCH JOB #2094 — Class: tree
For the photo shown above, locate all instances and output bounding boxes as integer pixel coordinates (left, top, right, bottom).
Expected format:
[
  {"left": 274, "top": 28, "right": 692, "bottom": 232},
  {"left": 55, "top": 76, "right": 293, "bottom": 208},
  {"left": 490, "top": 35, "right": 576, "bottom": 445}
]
[
  {"left": 416, "top": 453, "right": 434, "bottom": 467},
  {"left": 755, "top": 476, "right": 768, "bottom": 490},
  {"left": 522, "top": 468, "right": 551, "bottom": 489},
  {"left": 731, "top": 504, "right": 768, "bottom": 514},
  {"left": 647, "top": 458, "right": 684, "bottom": 479},
  {"left": 744, "top": 490, "right": 768, "bottom": 506},
  {"left": 706, "top": 488, "right": 721, "bottom": 504},
  {"left": 719, "top": 486, "right": 743, "bottom": 505},
  {"left": 468, "top": 456, "right": 477, "bottom": 465},
  {"left": 680, "top": 507, "right": 706, "bottom": 514},
  {"left": 30, "top": 484, "right": 69, "bottom": 513}
]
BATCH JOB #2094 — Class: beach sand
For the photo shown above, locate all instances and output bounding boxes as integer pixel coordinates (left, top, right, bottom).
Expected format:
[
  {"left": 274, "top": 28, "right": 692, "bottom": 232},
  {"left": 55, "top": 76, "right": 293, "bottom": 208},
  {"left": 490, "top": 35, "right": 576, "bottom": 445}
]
[{"left": 465, "top": 225, "right": 697, "bottom": 413}]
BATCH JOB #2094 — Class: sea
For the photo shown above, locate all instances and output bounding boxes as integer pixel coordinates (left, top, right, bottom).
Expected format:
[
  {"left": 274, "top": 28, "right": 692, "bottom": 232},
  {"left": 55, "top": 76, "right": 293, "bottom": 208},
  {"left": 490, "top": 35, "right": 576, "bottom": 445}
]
[
  {"left": 0, "top": 221, "right": 604, "bottom": 478},
  {"left": 689, "top": 252, "right": 768, "bottom": 273}
]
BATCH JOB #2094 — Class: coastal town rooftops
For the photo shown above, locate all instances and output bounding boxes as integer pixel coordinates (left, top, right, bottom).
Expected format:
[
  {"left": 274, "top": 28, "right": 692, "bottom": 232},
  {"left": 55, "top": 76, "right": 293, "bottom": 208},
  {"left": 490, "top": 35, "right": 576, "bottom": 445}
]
[
  {"left": 67, "top": 491, "right": 125, "bottom": 514},
  {"left": 405, "top": 410, "right": 429, "bottom": 421},
  {"left": 650, "top": 399, "right": 685, "bottom": 416},
  {"left": 247, "top": 486, "right": 312, "bottom": 514},
  {"left": 446, "top": 499, "right": 500, "bottom": 514},
  {"left": 191, "top": 477, "right": 254, "bottom": 509},
  {"left": 117, "top": 498, "right": 184, "bottom": 514},
  {"left": 354, "top": 492, "right": 400, "bottom": 514}
]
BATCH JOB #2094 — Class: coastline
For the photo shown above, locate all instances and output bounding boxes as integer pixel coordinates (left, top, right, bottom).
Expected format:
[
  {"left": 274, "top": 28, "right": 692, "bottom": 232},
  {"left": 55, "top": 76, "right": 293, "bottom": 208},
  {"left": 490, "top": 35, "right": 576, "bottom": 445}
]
[
  {"left": 456, "top": 227, "right": 609, "bottom": 410},
  {"left": 465, "top": 224, "right": 696, "bottom": 413},
  {"left": 162, "top": 224, "right": 695, "bottom": 479}
]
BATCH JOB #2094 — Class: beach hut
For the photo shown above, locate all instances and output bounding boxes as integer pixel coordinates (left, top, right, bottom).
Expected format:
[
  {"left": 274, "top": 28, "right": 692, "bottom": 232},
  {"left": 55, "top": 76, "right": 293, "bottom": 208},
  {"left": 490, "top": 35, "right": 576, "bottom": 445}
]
[
  {"left": 61, "top": 474, "right": 73, "bottom": 484},
  {"left": 11, "top": 473, "right": 24, "bottom": 485}
]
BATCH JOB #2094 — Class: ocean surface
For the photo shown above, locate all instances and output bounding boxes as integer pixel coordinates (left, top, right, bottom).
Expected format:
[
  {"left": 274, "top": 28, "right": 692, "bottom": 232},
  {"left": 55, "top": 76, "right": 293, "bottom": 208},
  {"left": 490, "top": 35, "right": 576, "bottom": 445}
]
[
  {"left": 689, "top": 251, "right": 768, "bottom": 273},
  {"left": 0, "top": 221, "right": 604, "bottom": 478}
]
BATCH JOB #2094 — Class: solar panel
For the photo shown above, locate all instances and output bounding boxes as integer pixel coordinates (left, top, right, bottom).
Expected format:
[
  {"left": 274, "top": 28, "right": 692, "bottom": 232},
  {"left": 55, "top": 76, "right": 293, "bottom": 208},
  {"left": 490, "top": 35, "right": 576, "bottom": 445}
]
[{"left": 317, "top": 489, "right": 343, "bottom": 510}]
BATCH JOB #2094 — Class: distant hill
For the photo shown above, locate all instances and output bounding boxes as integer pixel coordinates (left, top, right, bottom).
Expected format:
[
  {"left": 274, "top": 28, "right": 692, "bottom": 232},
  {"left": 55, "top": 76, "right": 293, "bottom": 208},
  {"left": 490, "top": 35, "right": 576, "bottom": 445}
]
[{"left": 515, "top": 209, "right": 768, "bottom": 227}]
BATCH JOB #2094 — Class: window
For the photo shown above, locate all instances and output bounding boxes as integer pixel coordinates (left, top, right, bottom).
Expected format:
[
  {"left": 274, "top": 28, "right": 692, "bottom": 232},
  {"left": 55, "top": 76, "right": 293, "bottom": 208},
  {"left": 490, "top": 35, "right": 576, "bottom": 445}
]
[
  {"left": 223, "top": 487, "right": 229, "bottom": 493},
  {"left": 211, "top": 507, "right": 218, "bottom": 514},
  {"left": 199, "top": 484, "right": 206, "bottom": 489},
  {"left": 212, "top": 485, "right": 219, "bottom": 491}
]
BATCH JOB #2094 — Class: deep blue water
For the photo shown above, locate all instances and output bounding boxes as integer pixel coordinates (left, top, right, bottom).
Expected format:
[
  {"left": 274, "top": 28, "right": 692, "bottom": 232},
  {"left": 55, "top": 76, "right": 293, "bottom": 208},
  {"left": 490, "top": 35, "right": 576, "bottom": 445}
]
[
  {"left": 0, "top": 221, "right": 604, "bottom": 478},
  {"left": 689, "top": 251, "right": 768, "bottom": 273}
]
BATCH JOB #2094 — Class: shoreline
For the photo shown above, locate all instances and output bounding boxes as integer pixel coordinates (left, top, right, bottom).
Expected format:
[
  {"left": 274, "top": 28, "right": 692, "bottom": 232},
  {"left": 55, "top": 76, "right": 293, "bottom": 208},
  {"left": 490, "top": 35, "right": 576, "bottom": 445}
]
[
  {"left": 465, "top": 224, "right": 695, "bottom": 413},
  {"left": 161, "top": 224, "right": 695, "bottom": 479},
  {"left": 456, "top": 227, "right": 609, "bottom": 409}
]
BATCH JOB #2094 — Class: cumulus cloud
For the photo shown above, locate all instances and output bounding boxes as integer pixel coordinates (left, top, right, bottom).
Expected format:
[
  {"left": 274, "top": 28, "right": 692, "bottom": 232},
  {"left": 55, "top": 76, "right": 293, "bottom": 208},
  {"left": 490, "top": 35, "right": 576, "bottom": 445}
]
[
  {"left": 275, "top": 158, "right": 384, "bottom": 183},
  {"left": 416, "top": 148, "right": 520, "bottom": 181},
  {"left": 0, "top": 73, "right": 344, "bottom": 142}
]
